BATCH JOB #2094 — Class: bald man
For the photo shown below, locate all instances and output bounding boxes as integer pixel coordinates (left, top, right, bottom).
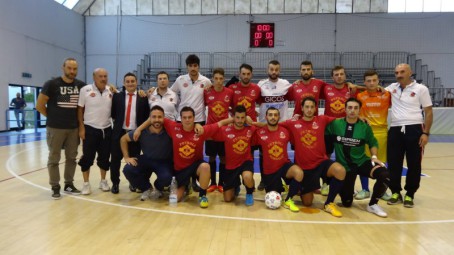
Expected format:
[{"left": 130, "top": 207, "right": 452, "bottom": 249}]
[
  {"left": 77, "top": 68, "right": 114, "bottom": 195},
  {"left": 385, "top": 63, "right": 433, "bottom": 208}
]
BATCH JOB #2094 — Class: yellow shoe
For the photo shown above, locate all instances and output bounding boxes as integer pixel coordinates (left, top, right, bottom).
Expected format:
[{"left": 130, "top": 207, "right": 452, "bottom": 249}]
[
  {"left": 284, "top": 198, "right": 299, "bottom": 212},
  {"left": 324, "top": 202, "right": 342, "bottom": 217},
  {"left": 199, "top": 196, "right": 209, "bottom": 208}
]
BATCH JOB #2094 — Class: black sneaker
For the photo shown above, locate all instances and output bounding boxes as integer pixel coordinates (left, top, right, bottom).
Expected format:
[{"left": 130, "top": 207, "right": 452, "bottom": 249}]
[
  {"left": 257, "top": 181, "right": 266, "bottom": 191},
  {"left": 387, "top": 193, "right": 403, "bottom": 205},
  {"left": 64, "top": 184, "right": 81, "bottom": 195},
  {"left": 52, "top": 185, "right": 61, "bottom": 200},
  {"left": 403, "top": 195, "right": 414, "bottom": 208}
]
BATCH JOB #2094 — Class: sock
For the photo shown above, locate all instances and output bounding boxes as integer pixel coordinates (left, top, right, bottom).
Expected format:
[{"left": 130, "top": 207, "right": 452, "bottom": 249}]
[
  {"left": 246, "top": 186, "right": 254, "bottom": 195},
  {"left": 199, "top": 189, "right": 207, "bottom": 197},
  {"left": 286, "top": 179, "right": 301, "bottom": 201},
  {"left": 325, "top": 177, "right": 343, "bottom": 205},
  {"left": 370, "top": 167, "right": 390, "bottom": 206},
  {"left": 360, "top": 176, "right": 370, "bottom": 192},
  {"left": 209, "top": 160, "right": 217, "bottom": 185},
  {"left": 219, "top": 163, "right": 225, "bottom": 187}
]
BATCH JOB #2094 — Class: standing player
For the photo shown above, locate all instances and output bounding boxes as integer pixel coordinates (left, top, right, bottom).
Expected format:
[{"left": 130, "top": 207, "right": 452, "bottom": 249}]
[
  {"left": 326, "top": 98, "right": 390, "bottom": 217},
  {"left": 212, "top": 106, "right": 255, "bottom": 206},
  {"left": 386, "top": 63, "right": 433, "bottom": 208},
  {"left": 204, "top": 68, "right": 233, "bottom": 193},
  {"left": 280, "top": 97, "right": 346, "bottom": 217},
  {"left": 149, "top": 71, "right": 178, "bottom": 120},
  {"left": 253, "top": 107, "right": 304, "bottom": 212},
  {"left": 230, "top": 64, "right": 261, "bottom": 121},
  {"left": 356, "top": 70, "right": 391, "bottom": 200}
]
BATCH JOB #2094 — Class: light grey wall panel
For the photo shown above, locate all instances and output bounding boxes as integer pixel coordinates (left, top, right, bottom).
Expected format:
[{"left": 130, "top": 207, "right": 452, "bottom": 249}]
[
  {"left": 90, "top": 0, "right": 105, "bottom": 15},
  {"left": 285, "top": 0, "right": 302, "bottom": 13},
  {"left": 169, "top": 0, "right": 184, "bottom": 15},
  {"left": 319, "top": 0, "right": 335, "bottom": 13},
  {"left": 336, "top": 0, "right": 352, "bottom": 13},
  {"left": 236, "top": 0, "right": 251, "bottom": 14},
  {"left": 302, "top": 0, "right": 318, "bottom": 13},
  {"left": 106, "top": 0, "right": 120, "bottom": 15},
  {"left": 354, "top": 0, "right": 370, "bottom": 13},
  {"left": 122, "top": 0, "right": 137, "bottom": 15},
  {"left": 219, "top": 0, "right": 235, "bottom": 14},
  {"left": 202, "top": 0, "right": 217, "bottom": 14},
  {"left": 138, "top": 0, "right": 153, "bottom": 15},
  {"left": 186, "top": 0, "right": 201, "bottom": 14},
  {"left": 251, "top": 0, "right": 267, "bottom": 14},
  {"left": 269, "top": 0, "right": 284, "bottom": 14},
  {"left": 371, "top": 0, "right": 387, "bottom": 12}
]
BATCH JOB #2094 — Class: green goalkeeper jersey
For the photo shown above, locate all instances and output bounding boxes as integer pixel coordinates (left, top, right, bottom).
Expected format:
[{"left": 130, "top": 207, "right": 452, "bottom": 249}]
[{"left": 326, "top": 118, "right": 378, "bottom": 172}]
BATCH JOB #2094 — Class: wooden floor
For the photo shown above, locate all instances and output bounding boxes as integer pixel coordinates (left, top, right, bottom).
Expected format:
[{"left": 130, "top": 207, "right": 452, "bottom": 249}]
[{"left": 1, "top": 137, "right": 454, "bottom": 254}]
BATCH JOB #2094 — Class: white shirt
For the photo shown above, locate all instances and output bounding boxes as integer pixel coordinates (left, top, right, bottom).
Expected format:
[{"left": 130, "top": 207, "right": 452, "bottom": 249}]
[
  {"left": 123, "top": 91, "right": 137, "bottom": 130},
  {"left": 149, "top": 88, "right": 178, "bottom": 121},
  {"left": 78, "top": 84, "right": 112, "bottom": 129},
  {"left": 257, "top": 78, "right": 291, "bottom": 122},
  {"left": 171, "top": 73, "right": 211, "bottom": 122},
  {"left": 385, "top": 81, "right": 432, "bottom": 127}
]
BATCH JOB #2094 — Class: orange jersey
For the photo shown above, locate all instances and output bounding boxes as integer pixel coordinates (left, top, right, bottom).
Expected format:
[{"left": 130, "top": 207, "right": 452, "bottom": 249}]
[{"left": 357, "top": 90, "right": 391, "bottom": 128}]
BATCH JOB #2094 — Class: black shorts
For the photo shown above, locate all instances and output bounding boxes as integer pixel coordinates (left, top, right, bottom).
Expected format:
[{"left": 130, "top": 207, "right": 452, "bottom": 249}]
[
  {"left": 263, "top": 162, "right": 294, "bottom": 193},
  {"left": 301, "top": 159, "right": 334, "bottom": 195},
  {"left": 205, "top": 140, "right": 225, "bottom": 157},
  {"left": 78, "top": 125, "right": 111, "bottom": 171},
  {"left": 174, "top": 160, "right": 206, "bottom": 188},
  {"left": 223, "top": 160, "right": 254, "bottom": 190}
]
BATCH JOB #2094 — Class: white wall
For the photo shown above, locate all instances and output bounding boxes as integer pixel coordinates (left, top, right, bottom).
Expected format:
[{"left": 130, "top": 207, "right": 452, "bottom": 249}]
[
  {"left": 85, "top": 13, "right": 454, "bottom": 88},
  {"left": 0, "top": 0, "right": 85, "bottom": 131}
]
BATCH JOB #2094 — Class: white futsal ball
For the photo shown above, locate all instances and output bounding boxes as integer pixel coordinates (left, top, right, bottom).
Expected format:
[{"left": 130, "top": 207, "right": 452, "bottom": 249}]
[{"left": 265, "top": 191, "right": 282, "bottom": 209}]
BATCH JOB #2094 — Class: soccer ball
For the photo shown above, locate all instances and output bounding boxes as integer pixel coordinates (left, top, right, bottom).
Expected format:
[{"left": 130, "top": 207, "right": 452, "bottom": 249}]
[{"left": 265, "top": 191, "right": 282, "bottom": 209}]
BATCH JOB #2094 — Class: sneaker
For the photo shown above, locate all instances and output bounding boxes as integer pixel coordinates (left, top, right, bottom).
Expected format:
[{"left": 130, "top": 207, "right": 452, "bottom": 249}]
[
  {"left": 150, "top": 189, "right": 163, "bottom": 200},
  {"left": 199, "top": 196, "right": 209, "bottom": 208},
  {"left": 324, "top": 203, "right": 342, "bottom": 217},
  {"left": 257, "top": 181, "right": 266, "bottom": 191},
  {"left": 51, "top": 185, "right": 61, "bottom": 200},
  {"left": 284, "top": 198, "right": 300, "bottom": 212},
  {"left": 207, "top": 185, "right": 217, "bottom": 193},
  {"left": 140, "top": 189, "right": 152, "bottom": 201},
  {"left": 217, "top": 185, "right": 224, "bottom": 193},
  {"left": 245, "top": 194, "right": 254, "bottom": 206},
  {"left": 403, "top": 195, "right": 414, "bottom": 208},
  {"left": 367, "top": 204, "right": 388, "bottom": 217},
  {"left": 63, "top": 184, "right": 81, "bottom": 195},
  {"left": 354, "top": 190, "right": 371, "bottom": 200},
  {"left": 380, "top": 191, "right": 392, "bottom": 201},
  {"left": 387, "top": 193, "right": 403, "bottom": 205},
  {"left": 321, "top": 183, "right": 329, "bottom": 196},
  {"left": 81, "top": 182, "right": 91, "bottom": 195},
  {"left": 99, "top": 180, "right": 110, "bottom": 192}
]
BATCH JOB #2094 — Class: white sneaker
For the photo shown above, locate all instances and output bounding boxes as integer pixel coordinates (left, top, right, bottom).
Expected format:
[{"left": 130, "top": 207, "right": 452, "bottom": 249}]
[
  {"left": 140, "top": 189, "right": 152, "bottom": 201},
  {"left": 367, "top": 204, "right": 388, "bottom": 218},
  {"left": 150, "top": 189, "right": 163, "bottom": 200},
  {"left": 81, "top": 182, "right": 91, "bottom": 195},
  {"left": 99, "top": 179, "right": 110, "bottom": 192}
]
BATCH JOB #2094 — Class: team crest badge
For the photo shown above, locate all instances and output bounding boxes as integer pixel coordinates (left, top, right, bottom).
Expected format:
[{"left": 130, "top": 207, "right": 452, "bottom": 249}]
[
  {"left": 170, "top": 98, "right": 173, "bottom": 102},
  {"left": 410, "top": 92, "right": 416, "bottom": 97},
  {"left": 393, "top": 89, "right": 397, "bottom": 93},
  {"left": 295, "top": 124, "right": 302, "bottom": 129},
  {"left": 90, "top": 92, "right": 96, "bottom": 97},
  {"left": 176, "top": 134, "right": 183, "bottom": 138},
  {"left": 193, "top": 135, "right": 200, "bottom": 141},
  {"left": 313, "top": 86, "right": 318, "bottom": 93},
  {"left": 312, "top": 121, "right": 319, "bottom": 129},
  {"left": 247, "top": 130, "right": 252, "bottom": 137},
  {"left": 200, "top": 84, "right": 204, "bottom": 88},
  {"left": 224, "top": 96, "right": 230, "bottom": 102},
  {"left": 151, "top": 97, "right": 156, "bottom": 102},
  {"left": 296, "top": 89, "right": 302, "bottom": 93},
  {"left": 235, "top": 90, "right": 241, "bottom": 94},
  {"left": 227, "top": 134, "right": 235, "bottom": 139},
  {"left": 209, "top": 96, "right": 214, "bottom": 100},
  {"left": 279, "top": 132, "right": 286, "bottom": 139},
  {"left": 251, "top": 90, "right": 256, "bottom": 96},
  {"left": 261, "top": 136, "right": 268, "bottom": 140},
  {"left": 183, "top": 83, "right": 188, "bottom": 88},
  {"left": 328, "top": 92, "right": 334, "bottom": 96}
]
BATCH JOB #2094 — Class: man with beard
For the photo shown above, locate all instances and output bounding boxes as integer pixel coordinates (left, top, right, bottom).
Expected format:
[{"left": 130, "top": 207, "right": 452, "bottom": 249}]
[
  {"left": 280, "top": 97, "right": 346, "bottom": 217},
  {"left": 149, "top": 71, "right": 178, "bottom": 121},
  {"left": 287, "top": 60, "right": 329, "bottom": 117},
  {"left": 230, "top": 64, "right": 261, "bottom": 121},
  {"left": 256, "top": 60, "right": 292, "bottom": 190},
  {"left": 252, "top": 107, "right": 304, "bottom": 212},
  {"left": 211, "top": 105, "right": 256, "bottom": 206},
  {"left": 121, "top": 105, "right": 173, "bottom": 201},
  {"left": 386, "top": 63, "right": 433, "bottom": 208},
  {"left": 37, "top": 58, "right": 86, "bottom": 199}
]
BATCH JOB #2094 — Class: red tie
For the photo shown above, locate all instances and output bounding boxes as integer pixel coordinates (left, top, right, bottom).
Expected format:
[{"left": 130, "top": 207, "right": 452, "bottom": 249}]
[{"left": 125, "top": 93, "right": 133, "bottom": 128}]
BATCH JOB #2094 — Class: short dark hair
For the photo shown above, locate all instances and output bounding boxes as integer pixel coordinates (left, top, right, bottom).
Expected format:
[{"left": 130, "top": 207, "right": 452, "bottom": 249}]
[
  {"left": 156, "top": 71, "right": 169, "bottom": 80},
  {"left": 331, "top": 65, "right": 345, "bottom": 76},
  {"left": 63, "top": 57, "right": 77, "bottom": 66},
  {"left": 239, "top": 63, "right": 253, "bottom": 72},
  {"left": 345, "top": 97, "right": 362, "bottom": 108},
  {"left": 150, "top": 105, "right": 165, "bottom": 114},
  {"left": 301, "top": 96, "right": 317, "bottom": 108},
  {"left": 234, "top": 105, "right": 247, "bottom": 114},
  {"left": 363, "top": 69, "right": 379, "bottom": 80},
  {"left": 268, "top": 60, "right": 280, "bottom": 66},
  {"left": 301, "top": 60, "right": 313, "bottom": 68},
  {"left": 213, "top": 68, "right": 225, "bottom": 76},
  {"left": 185, "top": 54, "right": 200, "bottom": 66},
  {"left": 265, "top": 106, "right": 280, "bottom": 116},
  {"left": 124, "top": 72, "right": 137, "bottom": 81},
  {"left": 180, "top": 106, "right": 195, "bottom": 117}
]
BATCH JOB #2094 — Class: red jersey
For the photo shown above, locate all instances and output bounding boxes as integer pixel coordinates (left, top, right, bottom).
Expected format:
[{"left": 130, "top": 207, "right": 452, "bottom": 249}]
[
  {"left": 288, "top": 78, "right": 328, "bottom": 116},
  {"left": 164, "top": 119, "right": 218, "bottom": 171},
  {"left": 253, "top": 126, "right": 291, "bottom": 174},
  {"left": 204, "top": 87, "right": 233, "bottom": 124},
  {"left": 230, "top": 82, "right": 261, "bottom": 121},
  {"left": 213, "top": 125, "right": 255, "bottom": 170},
  {"left": 280, "top": 115, "right": 335, "bottom": 170},
  {"left": 323, "top": 84, "right": 357, "bottom": 117}
]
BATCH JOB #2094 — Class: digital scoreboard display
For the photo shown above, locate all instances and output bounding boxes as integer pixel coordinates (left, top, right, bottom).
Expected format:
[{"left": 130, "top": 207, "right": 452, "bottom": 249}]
[{"left": 250, "top": 23, "right": 275, "bottom": 48}]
